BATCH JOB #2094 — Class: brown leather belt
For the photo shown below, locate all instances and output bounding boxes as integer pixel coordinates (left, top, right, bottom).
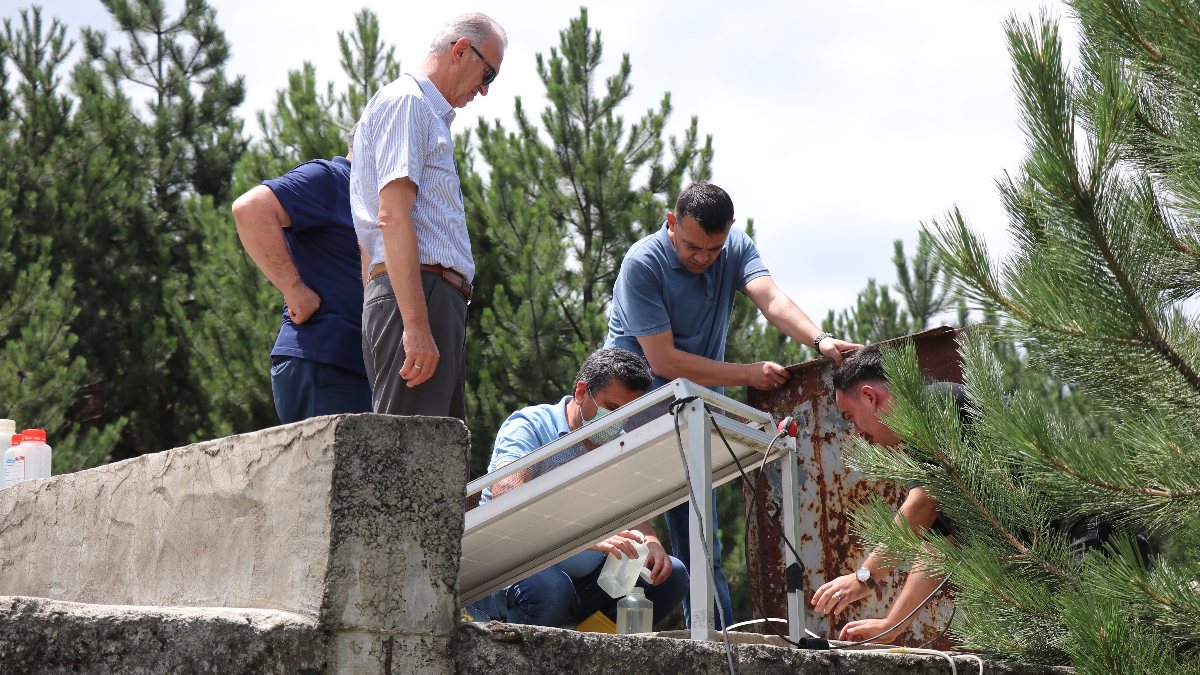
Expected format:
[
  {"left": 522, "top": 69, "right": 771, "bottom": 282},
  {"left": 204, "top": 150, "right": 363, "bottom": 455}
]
[{"left": 369, "top": 262, "right": 473, "bottom": 303}]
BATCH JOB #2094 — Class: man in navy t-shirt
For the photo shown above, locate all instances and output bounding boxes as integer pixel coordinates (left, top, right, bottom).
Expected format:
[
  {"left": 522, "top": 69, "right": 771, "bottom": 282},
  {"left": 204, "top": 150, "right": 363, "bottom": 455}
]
[
  {"left": 232, "top": 131, "right": 371, "bottom": 423},
  {"left": 605, "top": 181, "right": 860, "bottom": 628}
]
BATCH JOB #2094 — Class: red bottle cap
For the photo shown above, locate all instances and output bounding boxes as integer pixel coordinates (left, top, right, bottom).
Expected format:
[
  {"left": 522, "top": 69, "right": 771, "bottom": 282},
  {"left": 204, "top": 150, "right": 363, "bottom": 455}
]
[
  {"left": 10, "top": 434, "right": 21, "bottom": 446},
  {"left": 21, "top": 429, "right": 46, "bottom": 442}
]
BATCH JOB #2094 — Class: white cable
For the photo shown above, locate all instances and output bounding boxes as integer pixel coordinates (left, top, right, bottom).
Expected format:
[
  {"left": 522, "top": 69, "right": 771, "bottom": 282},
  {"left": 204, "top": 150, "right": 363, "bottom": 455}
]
[{"left": 723, "top": 617, "right": 825, "bottom": 640}]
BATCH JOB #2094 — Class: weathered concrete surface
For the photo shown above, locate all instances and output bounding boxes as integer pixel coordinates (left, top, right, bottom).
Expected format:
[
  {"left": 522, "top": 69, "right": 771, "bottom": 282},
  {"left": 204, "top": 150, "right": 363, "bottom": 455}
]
[
  {"left": 455, "top": 622, "right": 1075, "bottom": 675},
  {"left": 0, "top": 596, "right": 324, "bottom": 674},
  {"left": 0, "top": 413, "right": 469, "bottom": 674}
]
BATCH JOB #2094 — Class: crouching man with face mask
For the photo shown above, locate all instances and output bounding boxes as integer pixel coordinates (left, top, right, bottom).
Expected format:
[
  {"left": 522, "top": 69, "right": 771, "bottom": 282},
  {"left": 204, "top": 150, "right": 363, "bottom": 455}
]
[{"left": 467, "top": 348, "right": 690, "bottom": 628}]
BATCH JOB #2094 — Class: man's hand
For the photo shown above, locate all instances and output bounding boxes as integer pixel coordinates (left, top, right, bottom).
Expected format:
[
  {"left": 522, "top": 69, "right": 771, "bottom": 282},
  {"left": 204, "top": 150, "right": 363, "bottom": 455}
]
[
  {"left": 838, "top": 617, "right": 903, "bottom": 643},
  {"left": 590, "top": 530, "right": 644, "bottom": 560},
  {"left": 746, "top": 361, "right": 790, "bottom": 390},
  {"left": 819, "top": 337, "right": 862, "bottom": 365},
  {"left": 811, "top": 573, "right": 869, "bottom": 616},
  {"left": 284, "top": 284, "right": 322, "bottom": 324},
  {"left": 400, "top": 324, "right": 440, "bottom": 387},
  {"left": 644, "top": 539, "right": 673, "bottom": 585}
]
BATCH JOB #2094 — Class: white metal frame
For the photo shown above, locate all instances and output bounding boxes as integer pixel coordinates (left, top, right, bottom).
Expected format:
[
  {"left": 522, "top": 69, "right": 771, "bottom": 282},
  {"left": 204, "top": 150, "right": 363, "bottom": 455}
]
[{"left": 461, "top": 378, "right": 804, "bottom": 642}]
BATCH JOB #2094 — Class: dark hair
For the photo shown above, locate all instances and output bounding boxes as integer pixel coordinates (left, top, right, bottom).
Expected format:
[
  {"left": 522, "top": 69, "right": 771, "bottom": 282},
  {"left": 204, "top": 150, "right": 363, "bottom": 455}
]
[
  {"left": 675, "top": 182, "right": 735, "bottom": 234},
  {"left": 574, "top": 348, "right": 652, "bottom": 394},
  {"left": 832, "top": 344, "right": 887, "bottom": 392}
]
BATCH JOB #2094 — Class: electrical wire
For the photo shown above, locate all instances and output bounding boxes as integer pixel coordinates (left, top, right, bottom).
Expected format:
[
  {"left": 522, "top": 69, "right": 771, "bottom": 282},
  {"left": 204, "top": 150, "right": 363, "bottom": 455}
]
[
  {"left": 670, "top": 396, "right": 954, "bottom": 663},
  {"left": 833, "top": 575, "right": 952, "bottom": 648},
  {"left": 700, "top": 402, "right": 952, "bottom": 651}
]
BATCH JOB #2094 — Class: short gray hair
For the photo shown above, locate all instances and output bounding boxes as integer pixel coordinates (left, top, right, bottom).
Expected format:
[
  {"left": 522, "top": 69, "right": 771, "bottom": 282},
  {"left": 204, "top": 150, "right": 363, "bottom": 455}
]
[
  {"left": 346, "top": 122, "right": 358, "bottom": 155},
  {"left": 430, "top": 12, "right": 508, "bottom": 53}
]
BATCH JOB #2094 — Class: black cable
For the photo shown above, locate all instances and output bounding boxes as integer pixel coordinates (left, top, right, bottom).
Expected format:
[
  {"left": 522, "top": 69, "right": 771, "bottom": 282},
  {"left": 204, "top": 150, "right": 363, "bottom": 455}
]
[
  {"left": 914, "top": 603, "right": 956, "bottom": 649},
  {"left": 832, "top": 575, "right": 952, "bottom": 649},
  {"left": 702, "top": 403, "right": 948, "bottom": 651},
  {"left": 672, "top": 396, "right": 951, "bottom": 653}
]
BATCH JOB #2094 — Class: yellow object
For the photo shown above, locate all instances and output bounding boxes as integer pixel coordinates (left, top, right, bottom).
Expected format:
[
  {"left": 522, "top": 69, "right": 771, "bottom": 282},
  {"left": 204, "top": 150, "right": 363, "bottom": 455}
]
[{"left": 574, "top": 610, "right": 616, "bottom": 634}]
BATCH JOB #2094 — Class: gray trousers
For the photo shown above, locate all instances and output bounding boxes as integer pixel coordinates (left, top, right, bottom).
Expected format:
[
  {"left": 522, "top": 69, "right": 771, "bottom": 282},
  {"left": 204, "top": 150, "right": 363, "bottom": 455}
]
[{"left": 362, "top": 271, "right": 468, "bottom": 420}]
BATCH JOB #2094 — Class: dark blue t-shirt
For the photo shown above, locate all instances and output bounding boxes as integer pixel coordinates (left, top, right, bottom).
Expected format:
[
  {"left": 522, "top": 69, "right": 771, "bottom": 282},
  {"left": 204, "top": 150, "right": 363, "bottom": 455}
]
[{"left": 262, "top": 157, "right": 365, "bottom": 376}]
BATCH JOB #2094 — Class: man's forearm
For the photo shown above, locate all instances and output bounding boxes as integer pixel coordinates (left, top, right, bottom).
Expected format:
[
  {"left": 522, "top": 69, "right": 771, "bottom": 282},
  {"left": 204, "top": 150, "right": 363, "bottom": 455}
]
[
  {"left": 883, "top": 564, "right": 944, "bottom": 632},
  {"left": 650, "top": 347, "right": 753, "bottom": 388},
  {"left": 379, "top": 213, "right": 430, "bottom": 330}
]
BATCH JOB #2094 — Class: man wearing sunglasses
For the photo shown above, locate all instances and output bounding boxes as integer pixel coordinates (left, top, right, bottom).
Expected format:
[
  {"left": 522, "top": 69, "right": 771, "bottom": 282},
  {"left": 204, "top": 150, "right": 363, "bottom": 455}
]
[{"left": 351, "top": 13, "right": 506, "bottom": 420}]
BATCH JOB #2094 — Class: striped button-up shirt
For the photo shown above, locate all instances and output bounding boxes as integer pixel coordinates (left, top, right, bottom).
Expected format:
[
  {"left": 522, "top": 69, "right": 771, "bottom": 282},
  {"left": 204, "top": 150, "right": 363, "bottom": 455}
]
[{"left": 351, "top": 72, "right": 474, "bottom": 282}]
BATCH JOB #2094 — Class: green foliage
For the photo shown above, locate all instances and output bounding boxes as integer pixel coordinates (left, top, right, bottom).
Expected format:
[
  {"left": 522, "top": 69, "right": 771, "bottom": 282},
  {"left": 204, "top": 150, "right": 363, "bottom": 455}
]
[
  {"left": 459, "top": 7, "right": 712, "bottom": 475},
  {"left": 850, "top": 2, "right": 1200, "bottom": 667},
  {"left": 0, "top": 7, "right": 127, "bottom": 468}
]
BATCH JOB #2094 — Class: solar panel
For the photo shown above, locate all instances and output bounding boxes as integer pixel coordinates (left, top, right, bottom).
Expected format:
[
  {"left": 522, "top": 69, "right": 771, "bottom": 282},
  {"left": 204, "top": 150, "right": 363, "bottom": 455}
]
[{"left": 460, "top": 379, "right": 797, "bottom": 640}]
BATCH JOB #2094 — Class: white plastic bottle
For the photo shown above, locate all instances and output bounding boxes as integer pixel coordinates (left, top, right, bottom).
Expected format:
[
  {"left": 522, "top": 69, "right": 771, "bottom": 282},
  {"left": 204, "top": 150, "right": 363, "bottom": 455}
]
[
  {"left": 4, "top": 433, "right": 24, "bottom": 488},
  {"left": 616, "top": 586, "right": 654, "bottom": 634},
  {"left": 0, "top": 419, "right": 15, "bottom": 447},
  {"left": 597, "top": 531, "right": 650, "bottom": 599},
  {"left": 19, "top": 429, "right": 51, "bottom": 481}
]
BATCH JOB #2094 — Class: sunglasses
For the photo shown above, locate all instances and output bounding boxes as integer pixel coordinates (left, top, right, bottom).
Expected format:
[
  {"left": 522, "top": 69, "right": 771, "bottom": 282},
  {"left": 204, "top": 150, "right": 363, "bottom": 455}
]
[{"left": 451, "top": 41, "right": 498, "bottom": 87}]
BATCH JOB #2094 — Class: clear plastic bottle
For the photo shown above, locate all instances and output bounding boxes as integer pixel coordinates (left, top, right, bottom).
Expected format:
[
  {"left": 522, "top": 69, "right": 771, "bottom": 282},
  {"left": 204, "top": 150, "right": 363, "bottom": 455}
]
[
  {"left": 4, "top": 433, "right": 24, "bottom": 488},
  {"left": 18, "top": 429, "right": 51, "bottom": 481},
  {"left": 616, "top": 586, "right": 654, "bottom": 634},
  {"left": 597, "top": 531, "right": 650, "bottom": 599}
]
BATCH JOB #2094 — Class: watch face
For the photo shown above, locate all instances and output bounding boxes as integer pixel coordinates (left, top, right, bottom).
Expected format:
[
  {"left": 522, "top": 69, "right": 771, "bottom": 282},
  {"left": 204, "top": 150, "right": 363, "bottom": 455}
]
[{"left": 856, "top": 568, "right": 870, "bottom": 582}]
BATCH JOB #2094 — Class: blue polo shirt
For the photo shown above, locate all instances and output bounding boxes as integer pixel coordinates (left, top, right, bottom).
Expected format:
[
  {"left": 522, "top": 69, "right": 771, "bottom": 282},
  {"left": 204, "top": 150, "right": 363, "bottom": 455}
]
[
  {"left": 263, "top": 157, "right": 366, "bottom": 377},
  {"left": 605, "top": 223, "right": 769, "bottom": 391},
  {"left": 481, "top": 395, "right": 604, "bottom": 578}
]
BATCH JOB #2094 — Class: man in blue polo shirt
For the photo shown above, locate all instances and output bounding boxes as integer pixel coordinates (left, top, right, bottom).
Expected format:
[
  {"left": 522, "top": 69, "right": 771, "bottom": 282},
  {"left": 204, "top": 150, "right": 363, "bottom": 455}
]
[
  {"left": 469, "top": 348, "right": 689, "bottom": 629},
  {"left": 232, "top": 130, "right": 371, "bottom": 423},
  {"left": 605, "top": 181, "right": 860, "bottom": 627}
]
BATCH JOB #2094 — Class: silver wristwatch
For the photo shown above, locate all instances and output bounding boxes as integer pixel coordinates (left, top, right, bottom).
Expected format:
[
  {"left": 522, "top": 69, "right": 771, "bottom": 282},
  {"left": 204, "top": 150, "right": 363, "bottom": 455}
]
[{"left": 856, "top": 566, "right": 876, "bottom": 589}]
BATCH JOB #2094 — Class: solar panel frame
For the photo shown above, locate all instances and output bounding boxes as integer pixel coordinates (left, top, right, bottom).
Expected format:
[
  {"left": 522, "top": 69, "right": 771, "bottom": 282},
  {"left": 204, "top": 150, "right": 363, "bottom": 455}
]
[{"left": 459, "top": 379, "right": 785, "bottom": 636}]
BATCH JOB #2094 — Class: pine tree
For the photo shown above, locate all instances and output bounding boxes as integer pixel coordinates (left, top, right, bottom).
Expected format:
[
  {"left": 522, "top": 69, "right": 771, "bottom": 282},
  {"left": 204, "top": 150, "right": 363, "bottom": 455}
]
[
  {"left": 458, "top": 7, "right": 712, "bottom": 474},
  {"left": 849, "top": 3, "right": 1200, "bottom": 669},
  {"left": 0, "top": 8, "right": 124, "bottom": 470}
]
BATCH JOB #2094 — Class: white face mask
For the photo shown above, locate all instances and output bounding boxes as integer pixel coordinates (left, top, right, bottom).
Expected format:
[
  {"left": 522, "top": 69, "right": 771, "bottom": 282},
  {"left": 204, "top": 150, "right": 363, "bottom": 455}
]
[{"left": 582, "top": 388, "right": 621, "bottom": 444}]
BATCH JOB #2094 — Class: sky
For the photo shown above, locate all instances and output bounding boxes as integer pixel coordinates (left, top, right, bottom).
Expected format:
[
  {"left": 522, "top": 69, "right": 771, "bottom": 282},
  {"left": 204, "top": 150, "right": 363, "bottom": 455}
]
[{"left": 2, "top": 0, "right": 1080, "bottom": 324}]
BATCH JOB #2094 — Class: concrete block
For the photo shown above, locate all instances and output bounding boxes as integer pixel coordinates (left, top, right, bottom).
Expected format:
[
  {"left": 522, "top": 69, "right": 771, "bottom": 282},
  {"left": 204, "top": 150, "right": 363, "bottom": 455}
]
[
  {"left": 0, "top": 414, "right": 470, "bottom": 674},
  {"left": 454, "top": 622, "right": 1075, "bottom": 675}
]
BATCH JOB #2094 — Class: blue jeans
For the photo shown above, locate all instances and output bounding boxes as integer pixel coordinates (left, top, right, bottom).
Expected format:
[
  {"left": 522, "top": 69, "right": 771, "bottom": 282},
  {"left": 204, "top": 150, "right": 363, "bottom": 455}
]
[
  {"left": 270, "top": 356, "right": 372, "bottom": 424},
  {"left": 665, "top": 496, "right": 734, "bottom": 628},
  {"left": 469, "top": 555, "right": 689, "bottom": 628}
]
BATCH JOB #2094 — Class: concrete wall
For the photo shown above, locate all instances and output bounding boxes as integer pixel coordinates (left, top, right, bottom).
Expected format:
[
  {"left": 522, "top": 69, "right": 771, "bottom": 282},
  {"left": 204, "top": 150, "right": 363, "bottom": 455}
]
[
  {"left": 0, "top": 413, "right": 469, "bottom": 674},
  {"left": 456, "top": 622, "right": 1074, "bottom": 674}
]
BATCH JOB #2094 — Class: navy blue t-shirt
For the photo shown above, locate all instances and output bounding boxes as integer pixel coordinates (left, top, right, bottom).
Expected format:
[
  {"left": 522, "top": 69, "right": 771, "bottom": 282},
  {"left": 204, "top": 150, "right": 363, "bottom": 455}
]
[{"left": 262, "top": 157, "right": 365, "bottom": 376}]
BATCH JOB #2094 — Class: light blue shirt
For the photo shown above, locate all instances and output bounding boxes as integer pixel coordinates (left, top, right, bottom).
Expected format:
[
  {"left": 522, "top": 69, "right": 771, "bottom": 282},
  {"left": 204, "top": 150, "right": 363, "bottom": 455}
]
[
  {"left": 605, "top": 223, "right": 769, "bottom": 391},
  {"left": 351, "top": 71, "right": 475, "bottom": 281},
  {"left": 481, "top": 395, "right": 604, "bottom": 578}
]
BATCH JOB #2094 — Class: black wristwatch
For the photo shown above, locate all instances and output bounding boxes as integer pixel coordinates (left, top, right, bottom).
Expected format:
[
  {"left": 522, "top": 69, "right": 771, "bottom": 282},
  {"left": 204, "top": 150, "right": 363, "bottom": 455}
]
[
  {"left": 856, "top": 566, "right": 876, "bottom": 589},
  {"left": 813, "top": 332, "right": 836, "bottom": 350}
]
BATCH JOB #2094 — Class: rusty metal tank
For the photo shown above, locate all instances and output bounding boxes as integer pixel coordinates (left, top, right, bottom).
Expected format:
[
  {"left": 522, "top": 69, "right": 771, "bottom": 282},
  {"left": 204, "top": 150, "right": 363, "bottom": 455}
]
[{"left": 743, "top": 326, "right": 963, "bottom": 648}]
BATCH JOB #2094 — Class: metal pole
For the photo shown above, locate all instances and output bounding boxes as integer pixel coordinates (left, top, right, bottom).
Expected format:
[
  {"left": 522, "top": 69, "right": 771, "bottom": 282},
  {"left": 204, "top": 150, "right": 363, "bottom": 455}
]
[
  {"left": 685, "top": 398, "right": 715, "bottom": 641},
  {"left": 778, "top": 435, "right": 805, "bottom": 642}
]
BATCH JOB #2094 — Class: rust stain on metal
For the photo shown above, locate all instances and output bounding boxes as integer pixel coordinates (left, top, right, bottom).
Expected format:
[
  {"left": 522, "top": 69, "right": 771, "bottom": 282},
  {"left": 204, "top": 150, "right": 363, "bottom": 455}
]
[{"left": 744, "top": 327, "right": 963, "bottom": 649}]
